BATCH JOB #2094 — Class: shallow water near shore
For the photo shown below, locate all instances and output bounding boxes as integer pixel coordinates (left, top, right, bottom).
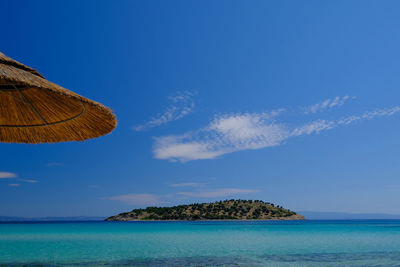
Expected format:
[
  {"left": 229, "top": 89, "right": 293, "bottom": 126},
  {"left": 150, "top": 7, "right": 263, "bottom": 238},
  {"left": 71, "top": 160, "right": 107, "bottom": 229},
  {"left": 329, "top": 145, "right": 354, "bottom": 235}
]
[{"left": 1, "top": 220, "right": 400, "bottom": 266}]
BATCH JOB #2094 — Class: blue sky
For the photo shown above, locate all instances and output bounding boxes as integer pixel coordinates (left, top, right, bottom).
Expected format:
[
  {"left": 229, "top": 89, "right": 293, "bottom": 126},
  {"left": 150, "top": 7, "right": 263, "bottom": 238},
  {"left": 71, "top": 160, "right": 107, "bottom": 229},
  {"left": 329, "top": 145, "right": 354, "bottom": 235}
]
[{"left": 1, "top": 0, "right": 400, "bottom": 217}]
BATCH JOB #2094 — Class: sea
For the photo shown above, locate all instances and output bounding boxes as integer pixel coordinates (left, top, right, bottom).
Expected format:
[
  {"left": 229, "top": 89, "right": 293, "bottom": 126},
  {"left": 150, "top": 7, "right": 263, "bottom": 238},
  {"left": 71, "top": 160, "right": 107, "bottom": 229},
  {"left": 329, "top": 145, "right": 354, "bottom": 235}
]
[{"left": 1, "top": 220, "right": 400, "bottom": 266}]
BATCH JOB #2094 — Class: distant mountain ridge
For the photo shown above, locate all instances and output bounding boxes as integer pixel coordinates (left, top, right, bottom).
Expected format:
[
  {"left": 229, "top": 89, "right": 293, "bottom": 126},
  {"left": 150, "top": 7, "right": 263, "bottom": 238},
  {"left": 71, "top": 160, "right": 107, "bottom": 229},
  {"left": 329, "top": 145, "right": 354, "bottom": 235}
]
[
  {"left": 300, "top": 211, "right": 400, "bottom": 220},
  {"left": 0, "top": 216, "right": 104, "bottom": 222},
  {"left": 3, "top": 211, "right": 399, "bottom": 222},
  {"left": 106, "top": 199, "right": 305, "bottom": 221}
]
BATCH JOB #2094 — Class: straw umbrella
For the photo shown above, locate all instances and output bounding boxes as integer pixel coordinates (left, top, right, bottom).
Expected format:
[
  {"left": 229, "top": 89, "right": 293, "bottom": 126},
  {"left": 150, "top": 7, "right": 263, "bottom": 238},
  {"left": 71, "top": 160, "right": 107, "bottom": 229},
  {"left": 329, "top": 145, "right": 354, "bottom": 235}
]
[{"left": 0, "top": 52, "right": 117, "bottom": 143}]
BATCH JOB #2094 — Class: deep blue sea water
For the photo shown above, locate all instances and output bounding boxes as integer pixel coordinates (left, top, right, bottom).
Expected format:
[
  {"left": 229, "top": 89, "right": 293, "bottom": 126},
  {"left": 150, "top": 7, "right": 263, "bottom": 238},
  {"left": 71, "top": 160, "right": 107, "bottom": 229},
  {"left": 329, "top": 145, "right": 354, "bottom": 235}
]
[{"left": 1, "top": 220, "right": 400, "bottom": 266}]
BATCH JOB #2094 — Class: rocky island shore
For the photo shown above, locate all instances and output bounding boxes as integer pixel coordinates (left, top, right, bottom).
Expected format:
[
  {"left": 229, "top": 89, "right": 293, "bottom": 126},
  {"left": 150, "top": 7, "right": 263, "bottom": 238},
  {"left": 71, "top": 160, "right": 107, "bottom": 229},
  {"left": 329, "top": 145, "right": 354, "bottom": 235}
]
[{"left": 105, "top": 199, "right": 305, "bottom": 221}]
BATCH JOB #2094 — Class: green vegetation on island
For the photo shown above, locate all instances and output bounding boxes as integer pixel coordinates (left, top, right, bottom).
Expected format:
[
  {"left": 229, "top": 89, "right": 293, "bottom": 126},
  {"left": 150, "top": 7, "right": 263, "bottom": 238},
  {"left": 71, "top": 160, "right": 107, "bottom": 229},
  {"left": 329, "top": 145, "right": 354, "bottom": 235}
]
[{"left": 105, "top": 199, "right": 305, "bottom": 221}]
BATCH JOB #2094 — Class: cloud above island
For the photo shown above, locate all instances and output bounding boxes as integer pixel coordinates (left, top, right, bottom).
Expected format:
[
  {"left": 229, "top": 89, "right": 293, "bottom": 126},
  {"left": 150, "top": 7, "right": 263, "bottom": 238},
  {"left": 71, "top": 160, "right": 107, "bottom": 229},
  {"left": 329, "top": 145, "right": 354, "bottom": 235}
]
[
  {"left": 46, "top": 162, "right": 64, "bottom": 167},
  {"left": 108, "top": 193, "right": 168, "bottom": 206},
  {"left": 170, "top": 182, "right": 208, "bottom": 188},
  {"left": 176, "top": 188, "right": 259, "bottom": 198},
  {"left": 107, "top": 186, "right": 259, "bottom": 207},
  {"left": 152, "top": 95, "right": 400, "bottom": 162},
  {"left": 133, "top": 90, "right": 196, "bottom": 131}
]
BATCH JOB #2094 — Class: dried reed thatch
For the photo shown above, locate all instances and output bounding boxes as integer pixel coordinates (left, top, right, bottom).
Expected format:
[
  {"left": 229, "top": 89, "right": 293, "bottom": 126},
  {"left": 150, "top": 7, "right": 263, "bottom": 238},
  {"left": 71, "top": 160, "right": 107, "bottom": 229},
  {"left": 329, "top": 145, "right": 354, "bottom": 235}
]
[{"left": 0, "top": 52, "right": 117, "bottom": 143}]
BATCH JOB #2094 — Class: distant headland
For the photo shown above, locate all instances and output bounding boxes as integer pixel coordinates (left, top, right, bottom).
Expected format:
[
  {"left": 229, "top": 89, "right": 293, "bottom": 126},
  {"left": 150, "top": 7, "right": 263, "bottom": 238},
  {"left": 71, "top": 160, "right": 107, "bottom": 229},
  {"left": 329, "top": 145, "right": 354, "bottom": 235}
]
[{"left": 105, "top": 199, "right": 305, "bottom": 221}]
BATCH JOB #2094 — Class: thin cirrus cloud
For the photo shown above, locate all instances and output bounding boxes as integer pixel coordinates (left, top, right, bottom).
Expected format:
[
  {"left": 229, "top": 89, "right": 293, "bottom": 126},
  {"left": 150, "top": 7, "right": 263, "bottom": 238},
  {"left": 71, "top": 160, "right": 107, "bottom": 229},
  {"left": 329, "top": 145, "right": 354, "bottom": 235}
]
[
  {"left": 108, "top": 194, "right": 168, "bottom": 206},
  {"left": 133, "top": 90, "right": 196, "bottom": 131},
  {"left": 0, "top": 172, "right": 17, "bottom": 179},
  {"left": 304, "top": 95, "right": 352, "bottom": 114},
  {"left": 8, "top": 184, "right": 20, "bottom": 187},
  {"left": 153, "top": 98, "right": 400, "bottom": 162},
  {"left": 176, "top": 188, "right": 259, "bottom": 198},
  {"left": 292, "top": 106, "right": 400, "bottom": 136}
]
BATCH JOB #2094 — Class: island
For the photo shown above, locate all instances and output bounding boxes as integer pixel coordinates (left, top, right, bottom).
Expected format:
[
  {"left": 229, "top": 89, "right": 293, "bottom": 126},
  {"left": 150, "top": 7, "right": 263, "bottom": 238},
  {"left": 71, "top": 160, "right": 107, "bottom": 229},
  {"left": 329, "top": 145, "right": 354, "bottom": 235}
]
[{"left": 105, "top": 199, "right": 305, "bottom": 221}]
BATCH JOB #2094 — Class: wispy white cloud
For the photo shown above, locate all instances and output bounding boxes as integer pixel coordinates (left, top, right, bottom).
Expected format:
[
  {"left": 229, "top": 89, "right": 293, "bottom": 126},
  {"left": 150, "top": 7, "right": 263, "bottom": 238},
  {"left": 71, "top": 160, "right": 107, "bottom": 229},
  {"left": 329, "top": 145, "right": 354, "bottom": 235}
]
[
  {"left": 337, "top": 106, "right": 400, "bottom": 125},
  {"left": 154, "top": 110, "right": 288, "bottom": 162},
  {"left": 293, "top": 106, "right": 400, "bottom": 136},
  {"left": 170, "top": 182, "right": 207, "bottom": 187},
  {"left": 108, "top": 194, "right": 167, "bottom": 206},
  {"left": 8, "top": 184, "right": 20, "bottom": 187},
  {"left": 177, "top": 188, "right": 259, "bottom": 198},
  {"left": 291, "top": 120, "right": 335, "bottom": 136},
  {"left": 153, "top": 102, "right": 400, "bottom": 162},
  {"left": 305, "top": 95, "right": 352, "bottom": 114},
  {"left": 0, "top": 172, "right": 17, "bottom": 179},
  {"left": 133, "top": 90, "right": 196, "bottom": 131}
]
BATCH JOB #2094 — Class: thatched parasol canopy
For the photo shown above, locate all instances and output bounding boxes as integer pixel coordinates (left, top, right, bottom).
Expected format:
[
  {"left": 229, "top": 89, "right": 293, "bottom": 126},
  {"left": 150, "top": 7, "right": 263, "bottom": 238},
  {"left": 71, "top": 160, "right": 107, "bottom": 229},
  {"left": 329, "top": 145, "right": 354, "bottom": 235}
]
[{"left": 0, "top": 52, "right": 117, "bottom": 143}]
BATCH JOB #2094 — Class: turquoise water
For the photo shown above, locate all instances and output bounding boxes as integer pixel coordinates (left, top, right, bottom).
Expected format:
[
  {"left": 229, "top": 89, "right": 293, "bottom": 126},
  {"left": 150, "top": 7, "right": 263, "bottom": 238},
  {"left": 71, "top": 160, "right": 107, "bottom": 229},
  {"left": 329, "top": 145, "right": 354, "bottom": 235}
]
[{"left": 1, "top": 220, "right": 400, "bottom": 266}]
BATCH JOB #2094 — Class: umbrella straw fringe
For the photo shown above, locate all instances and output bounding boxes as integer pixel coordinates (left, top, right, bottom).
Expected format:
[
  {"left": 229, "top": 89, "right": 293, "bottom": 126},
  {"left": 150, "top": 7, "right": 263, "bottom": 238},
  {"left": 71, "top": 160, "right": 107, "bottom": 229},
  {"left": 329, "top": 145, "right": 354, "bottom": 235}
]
[{"left": 0, "top": 103, "right": 116, "bottom": 143}]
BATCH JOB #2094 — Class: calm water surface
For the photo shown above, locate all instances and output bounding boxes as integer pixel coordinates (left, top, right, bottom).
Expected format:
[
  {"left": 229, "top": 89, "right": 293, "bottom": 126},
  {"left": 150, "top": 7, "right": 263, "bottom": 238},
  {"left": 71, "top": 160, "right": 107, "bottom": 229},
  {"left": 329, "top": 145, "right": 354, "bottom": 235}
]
[{"left": 1, "top": 220, "right": 400, "bottom": 266}]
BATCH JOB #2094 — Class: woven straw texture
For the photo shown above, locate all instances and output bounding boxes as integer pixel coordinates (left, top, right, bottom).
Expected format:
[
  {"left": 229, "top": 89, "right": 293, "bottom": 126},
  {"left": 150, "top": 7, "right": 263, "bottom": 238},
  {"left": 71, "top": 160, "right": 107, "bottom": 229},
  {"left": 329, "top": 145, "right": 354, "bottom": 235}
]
[{"left": 0, "top": 52, "right": 117, "bottom": 143}]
